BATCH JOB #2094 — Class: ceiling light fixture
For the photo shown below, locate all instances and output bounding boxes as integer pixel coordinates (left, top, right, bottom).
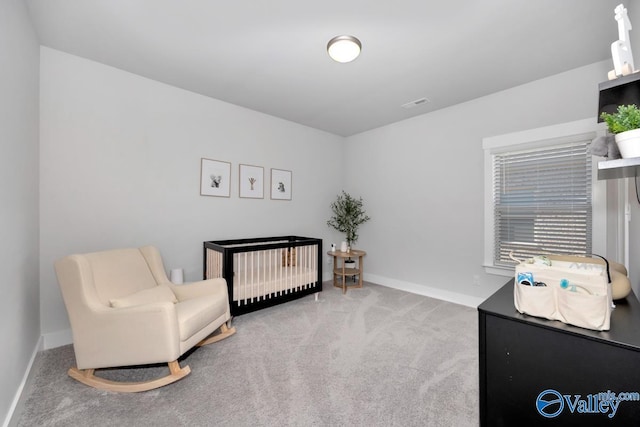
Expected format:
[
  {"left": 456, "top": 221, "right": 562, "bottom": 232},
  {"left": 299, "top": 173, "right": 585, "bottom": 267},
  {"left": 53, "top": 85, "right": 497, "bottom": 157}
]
[{"left": 327, "top": 35, "right": 361, "bottom": 63}]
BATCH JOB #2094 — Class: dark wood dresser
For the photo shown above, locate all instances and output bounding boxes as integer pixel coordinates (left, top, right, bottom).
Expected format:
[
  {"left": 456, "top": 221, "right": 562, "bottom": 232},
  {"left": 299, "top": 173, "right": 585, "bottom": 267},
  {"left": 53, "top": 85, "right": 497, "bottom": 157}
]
[{"left": 478, "top": 279, "right": 640, "bottom": 426}]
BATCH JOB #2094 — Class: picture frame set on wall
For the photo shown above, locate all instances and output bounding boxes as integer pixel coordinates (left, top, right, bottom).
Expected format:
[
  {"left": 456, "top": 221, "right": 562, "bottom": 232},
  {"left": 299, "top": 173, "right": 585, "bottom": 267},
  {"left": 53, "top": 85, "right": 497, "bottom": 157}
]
[
  {"left": 239, "top": 164, "right": 264, "bottom": 199},
  {"left": 200, "top": 158, "right": 292, "bottom": 201},
  {"left": 270, "top": 168, "right": 292, "bottom": 200},
  {"left": 200, "top": 158, "right": 231, "bottom": 197}
]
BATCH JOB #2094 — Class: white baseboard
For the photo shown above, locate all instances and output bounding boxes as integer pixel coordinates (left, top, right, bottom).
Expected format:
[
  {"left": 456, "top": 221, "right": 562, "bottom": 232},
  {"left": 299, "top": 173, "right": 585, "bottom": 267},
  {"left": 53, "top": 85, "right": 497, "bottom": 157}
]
[
  {"left": 43, "top": 328, "right": 72, "bottom": 350},
  {"left": 4, "top": 330, "right": 72, "bottom": 426},
  {"left": 3, "top": 336, "right": 43, "bottom": 427},
  {"left": 364, "top": 273, "right": 486, "bottom": 308}
]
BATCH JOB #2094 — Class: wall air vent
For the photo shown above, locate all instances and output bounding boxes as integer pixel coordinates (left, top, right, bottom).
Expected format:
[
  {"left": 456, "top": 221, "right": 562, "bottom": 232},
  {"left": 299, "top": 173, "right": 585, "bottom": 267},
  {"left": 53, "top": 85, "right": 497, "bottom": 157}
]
[{"left": 401, "top": 97, "right": 430, "bottom": 109}]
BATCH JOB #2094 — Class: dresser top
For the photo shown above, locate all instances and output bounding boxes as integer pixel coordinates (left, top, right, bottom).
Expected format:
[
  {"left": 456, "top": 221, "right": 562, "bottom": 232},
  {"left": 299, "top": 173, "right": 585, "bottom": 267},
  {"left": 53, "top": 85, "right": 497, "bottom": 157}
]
[{"left": 479, "top": 279, "right": 640, "bottom": 351}]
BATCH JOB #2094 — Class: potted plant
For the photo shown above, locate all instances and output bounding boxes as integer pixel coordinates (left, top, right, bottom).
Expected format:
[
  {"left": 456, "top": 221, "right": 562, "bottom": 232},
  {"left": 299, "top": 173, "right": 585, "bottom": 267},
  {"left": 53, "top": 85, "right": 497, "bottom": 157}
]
[
  {"left": 327, "top": 191, "right": 371, "bottom": 270},
  {"left": 600, "top": 104, "right": 640, "bottom": 158}
]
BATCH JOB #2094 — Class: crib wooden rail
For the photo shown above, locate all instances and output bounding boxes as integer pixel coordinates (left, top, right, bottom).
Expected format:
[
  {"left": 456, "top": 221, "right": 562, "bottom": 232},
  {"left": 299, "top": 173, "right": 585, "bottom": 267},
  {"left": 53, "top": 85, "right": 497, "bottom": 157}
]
[{"left": 204, "top": 236, "right": 322, "bottom": 315}]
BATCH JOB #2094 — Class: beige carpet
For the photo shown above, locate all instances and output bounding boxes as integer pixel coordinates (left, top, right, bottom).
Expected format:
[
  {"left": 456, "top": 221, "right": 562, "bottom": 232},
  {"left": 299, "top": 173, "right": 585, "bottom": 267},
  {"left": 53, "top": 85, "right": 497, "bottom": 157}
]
[{"left": 16, "top": 281, "right": 479, "bottom": 426}]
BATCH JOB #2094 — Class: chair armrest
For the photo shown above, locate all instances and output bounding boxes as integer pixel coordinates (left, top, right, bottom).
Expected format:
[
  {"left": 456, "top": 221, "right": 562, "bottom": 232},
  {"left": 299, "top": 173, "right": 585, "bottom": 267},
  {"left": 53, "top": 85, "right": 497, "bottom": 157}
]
[
  {"left": 170, "top": 278, "right": 228, "bottom": 301},
  {"left": 71, "top": 302, "right": 181, "bottom": 369}
]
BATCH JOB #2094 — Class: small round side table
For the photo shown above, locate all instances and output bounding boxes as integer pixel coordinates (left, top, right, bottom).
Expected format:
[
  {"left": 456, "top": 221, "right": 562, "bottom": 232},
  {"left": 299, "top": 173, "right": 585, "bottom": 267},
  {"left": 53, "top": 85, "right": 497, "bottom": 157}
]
[{"left": 327, "top": 249, "right": 366, "bottom": 294}]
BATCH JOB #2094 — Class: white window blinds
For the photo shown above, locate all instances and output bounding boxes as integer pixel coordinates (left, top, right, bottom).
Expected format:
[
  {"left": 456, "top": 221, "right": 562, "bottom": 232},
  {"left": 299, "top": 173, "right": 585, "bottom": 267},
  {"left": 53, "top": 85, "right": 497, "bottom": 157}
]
[{"left": 492, "top": 141, "right": 592, "bottom": 267}]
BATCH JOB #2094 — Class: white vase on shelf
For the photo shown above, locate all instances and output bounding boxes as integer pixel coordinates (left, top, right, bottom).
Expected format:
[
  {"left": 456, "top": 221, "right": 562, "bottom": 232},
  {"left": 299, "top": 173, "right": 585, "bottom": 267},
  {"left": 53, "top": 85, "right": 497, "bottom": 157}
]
[
  {"left": 615, "top": 128, "right": 640, "bottom": 158},
  {"left": 344, "top": 259, "right": 356, "bottom": 271}
]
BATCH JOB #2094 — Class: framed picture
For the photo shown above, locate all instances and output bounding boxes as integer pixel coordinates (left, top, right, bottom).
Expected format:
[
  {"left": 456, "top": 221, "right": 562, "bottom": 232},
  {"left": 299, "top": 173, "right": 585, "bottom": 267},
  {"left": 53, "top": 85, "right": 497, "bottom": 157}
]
[
  {"left": 200, "top": 158, "right": 231, "bottom": 197},
  {"left": 271, "top": 168, "right": 292, "bottom": 200},
  {"left": 239, "top": 164, "right": 264, "bottom": 199}
]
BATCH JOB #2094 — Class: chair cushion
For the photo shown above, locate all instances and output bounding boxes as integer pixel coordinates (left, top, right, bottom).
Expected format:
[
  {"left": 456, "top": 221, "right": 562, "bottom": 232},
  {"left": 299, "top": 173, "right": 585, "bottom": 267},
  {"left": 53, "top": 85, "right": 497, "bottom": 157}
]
[
  {"left": 109, "top": 284, "right": 177, "bottom": 308},
  {"left": 174, "top": 293, "right": 227, "bottom": 341},
  {"left": 86, "top": 248, "right": 160, "bottom": 305}
]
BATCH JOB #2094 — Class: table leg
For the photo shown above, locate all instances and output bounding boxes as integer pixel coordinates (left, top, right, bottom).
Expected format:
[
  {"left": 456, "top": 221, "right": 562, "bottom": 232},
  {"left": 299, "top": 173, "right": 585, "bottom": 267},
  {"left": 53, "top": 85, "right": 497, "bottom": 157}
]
[
  {"left": 332, "top": 256, "right": 337, "bottom": 288},
  {"left": 341, "top": 257, "right": 346, "bottom": 294}
]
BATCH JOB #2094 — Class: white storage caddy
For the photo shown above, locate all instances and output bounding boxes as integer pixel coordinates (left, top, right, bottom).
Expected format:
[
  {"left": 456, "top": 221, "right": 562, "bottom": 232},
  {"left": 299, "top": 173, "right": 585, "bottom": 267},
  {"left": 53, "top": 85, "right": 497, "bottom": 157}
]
[{"left": 513, "top": 254, "right": 613, "bottom": 331}]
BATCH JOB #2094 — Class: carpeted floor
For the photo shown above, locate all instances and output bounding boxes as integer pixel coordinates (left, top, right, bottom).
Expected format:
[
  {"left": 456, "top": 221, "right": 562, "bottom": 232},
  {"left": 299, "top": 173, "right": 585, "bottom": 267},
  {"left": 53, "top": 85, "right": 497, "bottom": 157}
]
[{"left": 16, "top": 282, "right": 479, "bottom": 426}]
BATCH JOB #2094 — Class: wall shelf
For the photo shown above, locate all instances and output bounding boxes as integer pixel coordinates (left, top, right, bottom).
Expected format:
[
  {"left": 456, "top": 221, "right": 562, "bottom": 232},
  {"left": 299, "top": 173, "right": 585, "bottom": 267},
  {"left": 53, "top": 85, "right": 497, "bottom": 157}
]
[
  {"left": 598, "top": 157, "right": 640, "bottom": 180},
  {"left": 598, "top": 72, "right": 640, "bottom": 121},
  {"left": 596, "top": 74, "right": 640, "bottom": 180}
]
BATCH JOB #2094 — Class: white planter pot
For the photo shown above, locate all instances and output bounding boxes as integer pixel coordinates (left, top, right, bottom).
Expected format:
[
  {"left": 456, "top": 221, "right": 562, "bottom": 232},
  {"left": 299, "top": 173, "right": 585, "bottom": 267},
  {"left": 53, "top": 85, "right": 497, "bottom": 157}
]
[
  {"left": 615, "top": 129, "right": 640, "bottom": 158},
  {"left": 344, "top": 259, "right": 357, "bottom": 271}
]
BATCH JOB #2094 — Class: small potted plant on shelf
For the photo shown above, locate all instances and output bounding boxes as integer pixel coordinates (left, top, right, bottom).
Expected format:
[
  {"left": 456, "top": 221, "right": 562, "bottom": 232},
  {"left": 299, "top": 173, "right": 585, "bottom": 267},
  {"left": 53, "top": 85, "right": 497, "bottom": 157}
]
[
  {"left": 327, "top": 191, "right": 371, "bottom": 269},
  {"left": 600, "top": 104, "right": 640, "bottom": 158}
]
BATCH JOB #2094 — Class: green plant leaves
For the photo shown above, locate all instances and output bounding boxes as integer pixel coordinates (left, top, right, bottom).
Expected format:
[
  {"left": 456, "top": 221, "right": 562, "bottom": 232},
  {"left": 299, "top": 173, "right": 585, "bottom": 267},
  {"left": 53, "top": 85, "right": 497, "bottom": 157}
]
[
  {"left": 601, "top": 104, "right": 640, "bottom": 134},
  {"left": 326, "top": 190, "right": 371, "bottom": 246}
]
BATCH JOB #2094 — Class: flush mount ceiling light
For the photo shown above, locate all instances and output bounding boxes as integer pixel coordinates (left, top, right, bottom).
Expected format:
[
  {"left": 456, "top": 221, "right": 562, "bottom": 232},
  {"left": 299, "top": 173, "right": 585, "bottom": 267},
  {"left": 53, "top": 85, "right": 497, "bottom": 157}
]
[{"left": 327, "top": 35, "right": 361, "bottom": 63}]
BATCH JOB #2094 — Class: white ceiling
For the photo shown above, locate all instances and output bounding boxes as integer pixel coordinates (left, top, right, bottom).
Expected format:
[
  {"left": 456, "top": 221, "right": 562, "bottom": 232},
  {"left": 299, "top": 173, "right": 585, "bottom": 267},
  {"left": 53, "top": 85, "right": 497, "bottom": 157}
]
[{"left": 26, "top": 0, "right": 622, "bottom": 136}]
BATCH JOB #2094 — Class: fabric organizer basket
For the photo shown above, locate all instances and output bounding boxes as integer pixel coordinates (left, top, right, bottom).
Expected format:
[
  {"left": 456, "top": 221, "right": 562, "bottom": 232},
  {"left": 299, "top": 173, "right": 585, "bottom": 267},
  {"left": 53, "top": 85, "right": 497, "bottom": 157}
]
[{"left": 513, "top": 254, "right": 613, "bottom": 331}]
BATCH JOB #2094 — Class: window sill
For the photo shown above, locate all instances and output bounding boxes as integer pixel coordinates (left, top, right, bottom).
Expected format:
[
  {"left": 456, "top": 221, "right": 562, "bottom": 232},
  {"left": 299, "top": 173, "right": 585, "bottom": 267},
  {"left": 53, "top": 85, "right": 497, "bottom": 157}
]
[{"left": 483, "top": 264, "right": 514, "bottom": 277}]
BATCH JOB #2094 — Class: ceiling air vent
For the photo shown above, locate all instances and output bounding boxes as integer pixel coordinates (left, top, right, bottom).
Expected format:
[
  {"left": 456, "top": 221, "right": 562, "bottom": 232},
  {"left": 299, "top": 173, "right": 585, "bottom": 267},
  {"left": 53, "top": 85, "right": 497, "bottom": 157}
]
[{"left": 401, "top": 97, "right": 430, "bottom": 109}]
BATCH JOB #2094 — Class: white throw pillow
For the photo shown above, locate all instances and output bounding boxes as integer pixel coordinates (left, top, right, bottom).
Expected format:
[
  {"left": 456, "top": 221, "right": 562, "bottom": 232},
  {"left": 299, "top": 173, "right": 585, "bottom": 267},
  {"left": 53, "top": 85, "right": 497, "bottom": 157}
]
[{"left": 109, "top": 285, "right": 177, "bottom": 308}]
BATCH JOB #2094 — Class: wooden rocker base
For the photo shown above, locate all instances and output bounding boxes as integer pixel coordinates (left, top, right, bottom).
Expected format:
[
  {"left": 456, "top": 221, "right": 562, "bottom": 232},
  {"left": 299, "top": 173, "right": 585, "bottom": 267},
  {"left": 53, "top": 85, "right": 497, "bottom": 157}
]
[
  {"left": 197, "top": 322, "right": 237, "bottom": 347},
  {"left": 68, "top": 360, "right": 190, "bottom": 393}
]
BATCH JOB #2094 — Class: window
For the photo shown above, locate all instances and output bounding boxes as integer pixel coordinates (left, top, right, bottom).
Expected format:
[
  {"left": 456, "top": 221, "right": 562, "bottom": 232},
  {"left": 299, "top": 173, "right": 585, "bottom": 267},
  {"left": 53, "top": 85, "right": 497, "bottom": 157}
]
[
  {"left": 483, "top": 119, "right": 608, "bottom": 275},
  {"left": 492, "top": 142, "right": 591, "bottom": 266}
]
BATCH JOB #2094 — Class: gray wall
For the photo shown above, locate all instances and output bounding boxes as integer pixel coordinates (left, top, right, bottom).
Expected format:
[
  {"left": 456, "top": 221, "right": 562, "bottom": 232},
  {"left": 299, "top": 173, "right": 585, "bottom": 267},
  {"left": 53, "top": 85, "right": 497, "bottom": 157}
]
[
  {"left": 344, "top": 60, "right": 610, "bottom": 302},
  {"left": 0, "top": 0, "right": 40, "bottom": 422},
  {"left": 39, "top": 48, "right": 345, "bottom": 344}
]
